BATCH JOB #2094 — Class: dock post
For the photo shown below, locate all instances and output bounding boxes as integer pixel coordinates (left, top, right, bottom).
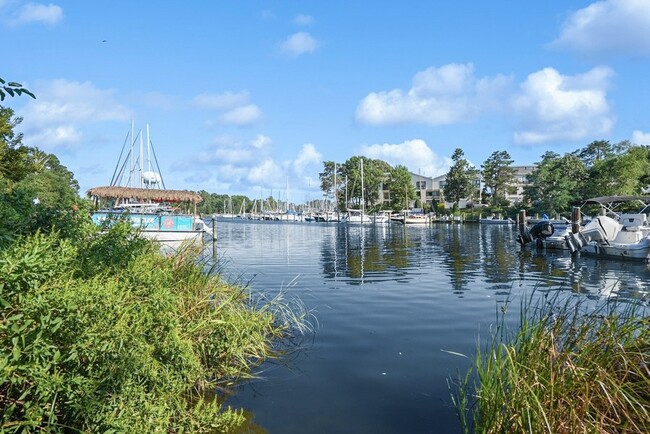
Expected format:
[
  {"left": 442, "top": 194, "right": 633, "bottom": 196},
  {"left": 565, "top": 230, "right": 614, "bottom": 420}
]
[
  {"left": 212, "top": 216, "right": 217, "bottom": 259},
  {"left": 516, "top": 209, "right": 529, "bottom": 246},
  {"left": 571, "top": 207, "right": 581, "bottom": 233}
]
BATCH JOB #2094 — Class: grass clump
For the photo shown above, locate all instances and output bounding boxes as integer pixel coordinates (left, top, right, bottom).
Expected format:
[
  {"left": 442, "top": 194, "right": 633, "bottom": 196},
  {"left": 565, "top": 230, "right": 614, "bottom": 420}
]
[
  {"left": 454, "top": 292, "right": 650, "bottom": 434},
  {"left": 0, "top": 224, "right": 309, "bottom": 432}
]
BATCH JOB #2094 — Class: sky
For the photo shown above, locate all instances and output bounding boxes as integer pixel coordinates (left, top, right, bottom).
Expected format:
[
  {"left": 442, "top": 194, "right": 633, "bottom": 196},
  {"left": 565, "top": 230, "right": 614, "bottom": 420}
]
[{"left": 2, "top": 0, "right": 650, "bottom": 203}]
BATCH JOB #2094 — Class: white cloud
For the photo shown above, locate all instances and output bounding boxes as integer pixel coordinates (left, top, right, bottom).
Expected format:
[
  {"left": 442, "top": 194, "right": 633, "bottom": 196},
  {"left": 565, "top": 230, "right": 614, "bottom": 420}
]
[
  {"left": 360, "top": 139, "right": 451, "bottom": 178},
  {"left": 294, "top": 14, "right": 314, "bottom": 26},
  {"left": 251, "top": 134, "right": 271, "bottom": 149},
  {"left": 293, "top": 143, "right": 322, "bottom": 175},
  {"left": 15, "top": 2, "right": 63, "bottom": 25},
  {"left": 19, "top": 79, "right": 131, "bottom": 149},
  {"left": 279, "top": 32, "right": 318, "bottom": 57},
  {"left": 355, "top": 63, "right": 512, "bottom": 125},
  {"left": 218, "top": 104, "right": 262, "bottom": 126},
  {"left": 247, "top": 158, "right": 284, "bottom": 185},
  {"left": 511, "top": 66, "right": 615, "bottom": 144},
  {"left": 551, "top": 0, "right": 650, "bottom": 56},
  {"left": 632, "top": 130, "right": 650, "bottom": 144},
  {"left": 26, "top": 125, "right": 82, "bottom": 149},
  {"left": 192, "top": 91, "right": 250, "bottom": 110}
]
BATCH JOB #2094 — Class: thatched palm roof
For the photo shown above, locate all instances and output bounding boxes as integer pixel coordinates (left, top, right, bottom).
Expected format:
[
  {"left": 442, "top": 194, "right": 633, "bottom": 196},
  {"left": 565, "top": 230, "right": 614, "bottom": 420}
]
[{"left": 87, "top": 186, "right": 203, "bottom": 204}]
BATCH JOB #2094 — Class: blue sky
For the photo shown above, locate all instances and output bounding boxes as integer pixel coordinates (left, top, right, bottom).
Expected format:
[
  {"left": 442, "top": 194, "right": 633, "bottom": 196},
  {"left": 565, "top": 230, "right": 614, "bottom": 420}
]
[{"left": 2, "top": 0, "right": 650, "bottom": 203}]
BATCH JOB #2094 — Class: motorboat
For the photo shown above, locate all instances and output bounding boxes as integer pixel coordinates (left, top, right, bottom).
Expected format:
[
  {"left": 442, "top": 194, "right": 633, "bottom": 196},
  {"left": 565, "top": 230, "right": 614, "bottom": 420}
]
[
  {"left": 565, "top": 196, "right": 650, "bottom": 261},
  {"left": 479, "top": 215, "right": 514, "bottom": 224}
]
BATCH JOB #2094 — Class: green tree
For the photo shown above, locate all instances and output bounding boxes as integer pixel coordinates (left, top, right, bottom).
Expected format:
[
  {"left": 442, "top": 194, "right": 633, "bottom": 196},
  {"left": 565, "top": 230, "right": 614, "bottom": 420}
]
[
  {"left": 385, "top": 165, "right": 416, "bottom": 210},
  {"left": 443, "top": 148, "right": 477, "bottom": 210},
  {"left": 523, "top": 151, "right": 587, "bottom": 216},
  {"left": 481, "top": 150, "right": 516, "bottom": 206},
  {"left": 584, "top": 144, "right": 650, "bottom": 197},
  {"left": 319, "top": 161, "right": 338, "bottom": 199},
  {"left": 572, "top": 140, "right": 614, "bottom": 169},
  {"left": 0, "top": 106, "right": 38, "bottom": 185},
  {"left": 0, "top": 106, "right": 82, "bottom": 245}
]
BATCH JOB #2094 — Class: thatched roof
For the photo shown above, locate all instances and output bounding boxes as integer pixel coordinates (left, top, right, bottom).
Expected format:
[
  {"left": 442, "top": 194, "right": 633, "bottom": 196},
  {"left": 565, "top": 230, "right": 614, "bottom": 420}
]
[{"left": 87, "top": 186, "right": 203, "bottom": 204}]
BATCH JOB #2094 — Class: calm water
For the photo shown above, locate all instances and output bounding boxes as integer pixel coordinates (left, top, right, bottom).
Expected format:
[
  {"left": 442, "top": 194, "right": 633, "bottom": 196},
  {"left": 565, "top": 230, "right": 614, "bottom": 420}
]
[{"left": 210, "top": 220, "right": 649, "bottom": 434}]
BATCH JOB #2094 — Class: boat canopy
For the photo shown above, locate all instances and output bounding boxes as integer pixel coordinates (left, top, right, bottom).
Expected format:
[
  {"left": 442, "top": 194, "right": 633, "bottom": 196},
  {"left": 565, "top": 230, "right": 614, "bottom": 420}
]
[
  {"left": 87, "top": 186, "right": 203, "bottom": 204},
  {"left": 571, "top": 196, "right": 650, "bottom": 206}
]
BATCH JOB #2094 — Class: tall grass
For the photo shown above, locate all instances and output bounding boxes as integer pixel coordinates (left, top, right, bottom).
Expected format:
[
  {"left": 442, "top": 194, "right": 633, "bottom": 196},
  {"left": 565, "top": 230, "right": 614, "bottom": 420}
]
[
  {"left": 0, "top": 225, "right": 311, "bottom": 432},
  {"left": 453, "top": 291, "right": 650, "bottom": 433}
]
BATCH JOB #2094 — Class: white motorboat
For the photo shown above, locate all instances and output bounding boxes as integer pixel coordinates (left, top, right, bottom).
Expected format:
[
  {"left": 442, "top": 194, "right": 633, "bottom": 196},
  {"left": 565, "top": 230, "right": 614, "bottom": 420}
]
[{"left": 565, "top": 196, "right": 650, "bottom": 261}]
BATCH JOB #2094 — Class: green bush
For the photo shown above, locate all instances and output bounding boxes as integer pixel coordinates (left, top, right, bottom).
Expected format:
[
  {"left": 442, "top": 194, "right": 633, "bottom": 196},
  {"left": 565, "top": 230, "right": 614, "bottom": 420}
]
[{"left": 0, "top": 228, "right": 295, "bottom": 432}]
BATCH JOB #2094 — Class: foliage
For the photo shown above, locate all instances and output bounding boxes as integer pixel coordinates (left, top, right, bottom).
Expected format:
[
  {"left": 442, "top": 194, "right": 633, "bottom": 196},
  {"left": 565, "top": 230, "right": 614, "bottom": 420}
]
[
  {"left": 385, "top": 165, "right": 416, "bottom": 210},
  {"left": 453, "top": 292, "right": 649, "bottom": 434},
  {"left": 319, "top": 161, "right": 338, "bottom": 202},
  {"left": 444, "top": 148, "right": 478, "bottom": 210},
  {"left": 0, "top": 106, "right": 84, "bottom": 248},
  {"left": 0, "top": 227, "right": 304, "bottom": 432},
  {"left": 339, "top": 156, "right": 390, "bottom": 209},
  {"left": 523, "top": 151, "right": 588, "bottom": 216},
  {"left": 481, "top": 150, "right": 516, "bottom": 206},
  {"left": 572, "top": 139, "right": 614, "bottom": 169},
  {"left": 0, "top": 78, "right": 35, "bottom": 101},
  {"left": 581, "top": 143, "right": 650, "bottom": 198}
]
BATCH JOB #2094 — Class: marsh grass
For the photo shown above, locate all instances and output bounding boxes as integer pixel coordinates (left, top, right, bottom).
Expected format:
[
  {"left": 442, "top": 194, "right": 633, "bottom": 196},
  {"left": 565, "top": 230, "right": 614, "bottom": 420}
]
[
  {"left": 453, "top": 291, "right": 650, "bottom": 434},
  {"left": 0, "top": 227, "right": 311, "bottom": 432}
]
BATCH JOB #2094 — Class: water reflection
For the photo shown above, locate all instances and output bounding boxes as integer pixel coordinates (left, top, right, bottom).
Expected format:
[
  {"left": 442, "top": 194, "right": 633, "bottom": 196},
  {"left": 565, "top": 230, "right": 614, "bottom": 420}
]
[
  {"left": 214, "top": 220, "right": 650, "bottom": 302},
  {"left": 215, "top": 220, "right": 648, "bottom": 434}
]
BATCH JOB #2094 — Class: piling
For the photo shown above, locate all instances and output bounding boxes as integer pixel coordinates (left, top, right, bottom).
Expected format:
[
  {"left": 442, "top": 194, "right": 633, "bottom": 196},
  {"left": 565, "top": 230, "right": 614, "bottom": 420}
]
[
  {"left": 212, "top": 216, "right": 217, "bottom": 259},
  {"left": 571, "top": 207, "right": 581, "bottom": 233}
]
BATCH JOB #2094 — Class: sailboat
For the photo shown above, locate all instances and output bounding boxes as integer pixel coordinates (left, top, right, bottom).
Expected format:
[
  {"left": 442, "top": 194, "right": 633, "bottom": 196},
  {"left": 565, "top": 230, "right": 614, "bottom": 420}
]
[
  {"left": 88, "top": 122, "right": 213, "bottom": 242},
  {"left": 342, "top": 158, "right": 372, "bottom": 224}
]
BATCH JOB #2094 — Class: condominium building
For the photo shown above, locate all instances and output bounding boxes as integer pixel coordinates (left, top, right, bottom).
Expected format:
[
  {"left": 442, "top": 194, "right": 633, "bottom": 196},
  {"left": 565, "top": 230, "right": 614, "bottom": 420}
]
[{"left": 378, "top": 166, "right": 536, "bottom": 209}]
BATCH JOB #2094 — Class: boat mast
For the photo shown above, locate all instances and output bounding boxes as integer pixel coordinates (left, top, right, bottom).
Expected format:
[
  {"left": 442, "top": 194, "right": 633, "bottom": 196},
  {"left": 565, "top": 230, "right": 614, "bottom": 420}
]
[
  {"left": 139, "top": 130, "right": 144, "bottom": 189},
  {"left": 361, "top": 158, "right": 365, "bottom": 223},
  {"left": 146, "top": 123, "right": 152, "bottom": 181},
  {"left": 129, "top": 120, "right": 134, "bottom": 188},
  {"left": 334, "top": 163, "right": 337, "bottom": 213}
]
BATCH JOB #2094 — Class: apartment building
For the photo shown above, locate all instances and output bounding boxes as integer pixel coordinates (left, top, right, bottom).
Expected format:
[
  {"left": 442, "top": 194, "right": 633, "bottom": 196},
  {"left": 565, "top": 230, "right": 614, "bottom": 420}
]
[{"left": 378, "top": 166, "right": 536, "bottom": 209}]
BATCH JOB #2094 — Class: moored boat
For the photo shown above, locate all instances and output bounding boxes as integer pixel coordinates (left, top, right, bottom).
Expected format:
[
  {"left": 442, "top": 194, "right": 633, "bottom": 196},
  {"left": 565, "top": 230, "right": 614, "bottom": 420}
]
[
  {"left": 565, "top": 196, "right": 650, "bottom": 261},
  {"left": 88, "top": 123, "right": 214, "bottom": 243}
]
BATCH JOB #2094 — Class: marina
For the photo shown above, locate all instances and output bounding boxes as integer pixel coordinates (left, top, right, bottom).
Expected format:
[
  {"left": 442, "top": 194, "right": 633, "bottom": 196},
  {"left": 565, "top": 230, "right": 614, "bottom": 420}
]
[{"left": 214, "top": 220, "right": 649, "bottom": 433}]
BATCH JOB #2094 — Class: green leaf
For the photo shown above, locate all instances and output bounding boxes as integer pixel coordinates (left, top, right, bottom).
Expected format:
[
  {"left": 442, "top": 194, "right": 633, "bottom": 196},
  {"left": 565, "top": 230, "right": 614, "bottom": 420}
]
[
  {"left": 12, "top": 344, "right": 21, "bottom": 360},
  {"left": 7, "top": 82, "right": 22, "bottom": 87}
]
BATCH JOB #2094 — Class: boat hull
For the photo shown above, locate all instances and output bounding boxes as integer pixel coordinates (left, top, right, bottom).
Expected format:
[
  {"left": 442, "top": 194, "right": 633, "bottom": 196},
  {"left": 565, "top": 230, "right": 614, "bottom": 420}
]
[{"left": 580, "top": 239, "right": 650, "bottom": 261}]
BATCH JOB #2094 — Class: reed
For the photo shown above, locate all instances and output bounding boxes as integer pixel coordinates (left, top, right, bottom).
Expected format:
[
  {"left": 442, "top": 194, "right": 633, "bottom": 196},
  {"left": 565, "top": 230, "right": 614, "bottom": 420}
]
[{"left": 453, "top": 291, "right": 650, "bottom": 433}]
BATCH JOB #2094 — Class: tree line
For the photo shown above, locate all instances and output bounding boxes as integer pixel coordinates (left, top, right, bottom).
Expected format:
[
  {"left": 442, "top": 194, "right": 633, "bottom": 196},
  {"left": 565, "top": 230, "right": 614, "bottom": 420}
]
[{"left": 318, "top": 140, "right": 650, "bottom": 218}]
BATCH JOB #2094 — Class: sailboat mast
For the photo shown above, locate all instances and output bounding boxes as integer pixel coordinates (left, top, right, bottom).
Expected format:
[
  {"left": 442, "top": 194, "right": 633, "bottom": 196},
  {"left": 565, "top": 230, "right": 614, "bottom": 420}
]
[
  {"left": 139, "top": 130, "right": 144, "bottom": 189},
  {"left": 146, "top": 123, "right": 152, "bottom": 175},
  {"left": 129, "top": 120, "right": 134, "bottom": 188},
  {"left": 361, "top": 158, "right": 365, "bottom": 223}
]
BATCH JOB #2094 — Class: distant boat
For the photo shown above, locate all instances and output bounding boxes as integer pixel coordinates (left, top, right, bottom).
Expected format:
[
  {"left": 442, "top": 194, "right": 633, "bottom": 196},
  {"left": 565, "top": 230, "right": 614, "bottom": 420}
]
[
  {"left": 343, "top": 159, "right": 372, "bottom": 224},
  {"left": 343, "top": 209, "right": 372, "bottom": 224},
  {"left": 479, "top": 215, "right": 514, "bottom": 224},
  {"left": 88, "top": 123, "right": 213, "bottom": 243}
]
